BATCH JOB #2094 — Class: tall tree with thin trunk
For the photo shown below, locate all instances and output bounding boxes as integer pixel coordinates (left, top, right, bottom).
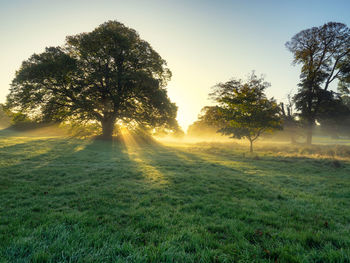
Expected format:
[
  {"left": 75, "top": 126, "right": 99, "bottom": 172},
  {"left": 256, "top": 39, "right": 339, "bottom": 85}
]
[
  {"left": 6, "top": 21, "right": 179, "bottom": 139},
  {"left": 286, "top": 22, "right": 350, "bottom": 144}
]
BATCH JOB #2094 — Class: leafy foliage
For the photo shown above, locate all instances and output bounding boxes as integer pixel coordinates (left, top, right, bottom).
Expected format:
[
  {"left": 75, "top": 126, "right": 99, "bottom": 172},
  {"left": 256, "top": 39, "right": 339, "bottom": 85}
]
[
  {"left": 339, "top": 67, "right": 350, "bottom": 108},
  {"left": 209, "top": 72, "right": 282, "bottom": 152},
  {"left": 6, "top": 21, "right": 179, "bottom": 138},
  {"left": 286, "top": 22, "right": 350, "bottom": 144},
  {"left": 315, "top": 85, "right": 350, "bottom": 138}
]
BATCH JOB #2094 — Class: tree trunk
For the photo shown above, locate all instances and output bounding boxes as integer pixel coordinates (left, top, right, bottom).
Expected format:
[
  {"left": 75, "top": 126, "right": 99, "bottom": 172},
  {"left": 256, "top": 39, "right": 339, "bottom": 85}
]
[
  {"left": 305, "top": 122, "right": 313, "bottom": 145},
  {"left": 249, "top": 139, "right": 253, "bottom": 153},
  {"left": 101, "top": 117, "right": 116, "bottom": 139}
]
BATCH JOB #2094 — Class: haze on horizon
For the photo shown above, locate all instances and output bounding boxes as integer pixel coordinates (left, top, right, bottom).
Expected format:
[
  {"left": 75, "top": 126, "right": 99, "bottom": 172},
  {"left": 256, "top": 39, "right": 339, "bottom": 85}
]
[{"left": 1, "top": 0, "right": 350, "bottom": 131}]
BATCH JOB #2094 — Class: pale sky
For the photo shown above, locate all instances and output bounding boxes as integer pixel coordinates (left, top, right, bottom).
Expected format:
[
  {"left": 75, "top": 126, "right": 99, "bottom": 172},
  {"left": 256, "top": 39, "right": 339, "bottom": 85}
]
[{"left": 1, "top": 0, "right": 350, "bottom": 130}]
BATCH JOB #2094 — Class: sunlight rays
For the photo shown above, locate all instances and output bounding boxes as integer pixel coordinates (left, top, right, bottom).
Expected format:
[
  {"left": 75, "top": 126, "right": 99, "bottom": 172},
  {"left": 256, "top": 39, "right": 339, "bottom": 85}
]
[{"left": 120, "top": 129, "right": 168, "bottom": 186}]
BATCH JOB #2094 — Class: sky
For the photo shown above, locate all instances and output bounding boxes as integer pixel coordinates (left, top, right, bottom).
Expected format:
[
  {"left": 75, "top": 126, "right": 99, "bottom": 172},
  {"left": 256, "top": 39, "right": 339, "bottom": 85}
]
[{"left": 1, "top": 0, "right": 350, "bottom": 131}]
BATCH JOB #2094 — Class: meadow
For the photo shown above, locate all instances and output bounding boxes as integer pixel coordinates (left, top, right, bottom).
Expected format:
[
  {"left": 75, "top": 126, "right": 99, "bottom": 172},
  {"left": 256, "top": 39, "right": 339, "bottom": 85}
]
[{"left": 1, "top": 130, "right": 350, "bottom": 262}]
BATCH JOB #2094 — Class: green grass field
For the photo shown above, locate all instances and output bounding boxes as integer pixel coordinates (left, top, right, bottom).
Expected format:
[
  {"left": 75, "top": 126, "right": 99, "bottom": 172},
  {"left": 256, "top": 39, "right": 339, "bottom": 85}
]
[{"left": 1, "top": 132, "right": 350, "bottom": 262}]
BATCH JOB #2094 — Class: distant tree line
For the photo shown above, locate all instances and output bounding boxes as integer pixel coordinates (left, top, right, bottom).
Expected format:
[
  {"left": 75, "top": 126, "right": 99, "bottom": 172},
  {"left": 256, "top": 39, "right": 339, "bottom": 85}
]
[
  {"left": 3, "top": 21, "right": 350, "bottom": 149},
  {"left": 189, "top": 22, "right": 350, "bottom": 150}
]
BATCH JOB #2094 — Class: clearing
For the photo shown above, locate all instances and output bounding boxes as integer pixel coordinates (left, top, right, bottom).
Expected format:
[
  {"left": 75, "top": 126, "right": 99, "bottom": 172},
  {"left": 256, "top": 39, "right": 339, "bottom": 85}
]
[{"left": 1, "top": 133, "right": 350, "bottom": 262}]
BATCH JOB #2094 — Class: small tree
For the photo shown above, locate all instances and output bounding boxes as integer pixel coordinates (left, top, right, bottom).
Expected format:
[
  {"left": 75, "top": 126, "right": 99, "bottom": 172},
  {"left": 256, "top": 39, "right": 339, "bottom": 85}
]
[{"left": 209, "top": 72, "right": 282, "bottom": 152}]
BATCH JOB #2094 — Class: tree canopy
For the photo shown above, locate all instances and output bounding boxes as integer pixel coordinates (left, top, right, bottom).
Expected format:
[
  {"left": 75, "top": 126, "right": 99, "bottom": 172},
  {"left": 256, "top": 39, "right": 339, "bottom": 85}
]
[
  {"left": 206, "top": 72, "right": 282, "bottom": 152},
  {"left": 286, "top": 22, "right": 350, "bottom": 144},
  {"left": 6, "top": 21, "right": 179, "bottom": 138}
]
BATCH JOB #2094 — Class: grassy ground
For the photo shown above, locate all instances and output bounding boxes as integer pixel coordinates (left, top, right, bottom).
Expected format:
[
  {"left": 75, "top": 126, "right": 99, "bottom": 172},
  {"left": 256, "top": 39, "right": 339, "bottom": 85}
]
[{"left": 1, "top": 133, "right": 350, "bottom": 262}]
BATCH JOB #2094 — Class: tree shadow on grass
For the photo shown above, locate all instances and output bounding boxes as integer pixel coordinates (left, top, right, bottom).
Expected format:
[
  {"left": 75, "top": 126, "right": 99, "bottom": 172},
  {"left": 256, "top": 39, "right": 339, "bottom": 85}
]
[
  {"left": 175, "top": 144, "right": 350, "bottom": 199},
  {"left": 2, "top": 137, "right": 350, "bottom": 262},
  {"left": 184, "top": 142, "right": 350, "bottom": 185},
  {"left": 2, "top": 135, "right": 329, "bottom": 202},
  {"left": 128, "top": 141, "right": 283, "bottom": 201},
  {"left": 2, "top": 136, "right": 347, "bottom": 217},
  {"left": 132, "top": 142, "right": 350, "bottom": 225},
  {"left": 0, "top": 127, "right": 21, "bottom": 137},
  {"left": 0, "top": 138, "right": 90, "bottom": 211}
]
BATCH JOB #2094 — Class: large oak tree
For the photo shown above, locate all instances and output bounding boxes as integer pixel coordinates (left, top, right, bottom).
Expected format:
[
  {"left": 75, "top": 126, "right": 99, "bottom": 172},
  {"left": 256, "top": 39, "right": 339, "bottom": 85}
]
[{"left": 6, "top": 21, "right": 179, "bottom": 139}]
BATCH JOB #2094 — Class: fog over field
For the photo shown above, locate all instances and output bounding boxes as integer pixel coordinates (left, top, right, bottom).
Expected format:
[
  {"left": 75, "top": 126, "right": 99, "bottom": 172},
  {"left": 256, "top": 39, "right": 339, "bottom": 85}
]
[{"left": 2, "top": 0, "right": 350, "bottom": 262}]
